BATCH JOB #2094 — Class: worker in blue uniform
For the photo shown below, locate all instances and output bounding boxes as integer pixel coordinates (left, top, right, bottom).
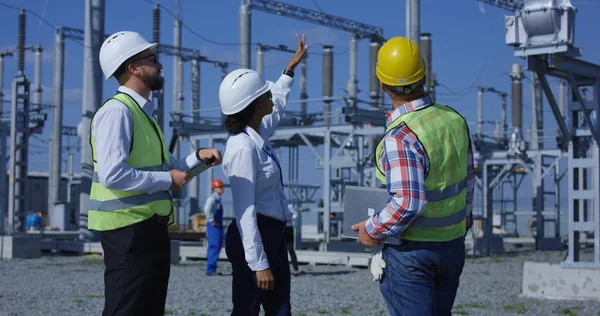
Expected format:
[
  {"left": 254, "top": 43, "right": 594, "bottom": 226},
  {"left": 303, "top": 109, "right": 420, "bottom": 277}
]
[{"left": 204, "top": 178, "right": 225, "bottom": 276}]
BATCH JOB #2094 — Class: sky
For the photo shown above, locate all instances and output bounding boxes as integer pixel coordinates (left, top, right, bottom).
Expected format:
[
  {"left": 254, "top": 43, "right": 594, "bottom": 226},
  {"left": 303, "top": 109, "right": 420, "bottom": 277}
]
[{"left": 1, "top": 0, "right": 599, "bottom": 212}]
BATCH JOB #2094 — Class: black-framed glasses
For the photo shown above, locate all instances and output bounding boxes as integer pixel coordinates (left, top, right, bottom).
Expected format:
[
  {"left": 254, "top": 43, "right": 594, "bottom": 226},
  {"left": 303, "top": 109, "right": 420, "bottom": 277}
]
[{"left": 131, "top": 53, "right": 158, "bottom": 64}]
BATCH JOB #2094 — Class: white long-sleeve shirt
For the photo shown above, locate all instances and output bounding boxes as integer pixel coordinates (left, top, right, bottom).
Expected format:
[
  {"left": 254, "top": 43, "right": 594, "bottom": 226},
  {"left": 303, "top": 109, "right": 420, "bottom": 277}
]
[
  {"left": 222, "top": 74, "right": 293, "bottom": 271},
  {"left": 91, "top": 86, "right": 201, "bottom": 194},
  {"left": 203, "top": 193, "right": 222, "bottom": 223}
]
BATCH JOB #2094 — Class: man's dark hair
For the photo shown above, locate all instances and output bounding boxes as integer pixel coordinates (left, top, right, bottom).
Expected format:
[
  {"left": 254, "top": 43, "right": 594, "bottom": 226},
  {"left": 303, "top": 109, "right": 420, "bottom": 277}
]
[{"left": 384, "top": 79, "right": 425, "bottom": 97}]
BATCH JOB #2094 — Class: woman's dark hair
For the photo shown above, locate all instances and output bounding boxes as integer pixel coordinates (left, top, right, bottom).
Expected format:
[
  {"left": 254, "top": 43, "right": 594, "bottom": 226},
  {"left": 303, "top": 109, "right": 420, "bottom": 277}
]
[{"left": 224, "top": 100, "right": 259, "bottom": 135}]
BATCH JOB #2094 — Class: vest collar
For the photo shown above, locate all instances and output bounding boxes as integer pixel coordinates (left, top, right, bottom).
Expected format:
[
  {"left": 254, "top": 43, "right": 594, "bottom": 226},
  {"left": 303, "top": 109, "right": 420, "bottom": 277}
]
[
  {"left": 117, "top": 86, "right": 154, "bottom": 117},
  {"left": 243, "top": 125, "right": 266, "bottom": 149},
  {"left": 385, "top": 94, "right": 434, "bottom": 127}
]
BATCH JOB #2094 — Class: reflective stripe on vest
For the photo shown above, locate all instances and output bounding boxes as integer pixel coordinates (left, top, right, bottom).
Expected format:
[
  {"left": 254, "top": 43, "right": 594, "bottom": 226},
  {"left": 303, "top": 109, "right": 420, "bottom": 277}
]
[
  {"left": 88, "top": 93, "right": 173, "bottom": 231},
  {"left": 374, "top": 103, "right": 470, "bottom": 242}
]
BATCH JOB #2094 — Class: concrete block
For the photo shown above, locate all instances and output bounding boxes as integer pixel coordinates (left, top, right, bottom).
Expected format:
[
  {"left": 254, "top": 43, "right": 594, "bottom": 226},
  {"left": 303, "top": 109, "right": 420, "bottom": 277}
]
[
  {"left": 0, "top": 235, "right": 42, "bottom": 259},
  {"left": 522, "top": 261, "right": 600, "bottom": 300},
  {"left": 170, "top": 240, "right": 181, "bottom": 265}
]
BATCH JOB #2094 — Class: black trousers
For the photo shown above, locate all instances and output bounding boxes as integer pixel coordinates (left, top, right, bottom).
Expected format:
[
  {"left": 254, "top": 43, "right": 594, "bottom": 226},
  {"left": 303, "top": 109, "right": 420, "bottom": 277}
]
[
  {"left": 99, "top": 215, "right": 171, "bottom": 316},
  {"left": 284, "top": 226, "right": 299, "bottom": 272},
  {"left": 225, "top": 214, "right": 291, "bottom": 316}
]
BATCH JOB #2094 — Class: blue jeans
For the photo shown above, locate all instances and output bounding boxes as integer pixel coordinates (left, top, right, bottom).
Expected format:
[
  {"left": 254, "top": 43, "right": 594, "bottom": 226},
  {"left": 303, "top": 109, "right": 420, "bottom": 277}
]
[
  {"left": 206, "top": 221, "right": 223, "bottom": 274},
  {"left": 379, "top": 237, "right": 466, "bottom": 316}
]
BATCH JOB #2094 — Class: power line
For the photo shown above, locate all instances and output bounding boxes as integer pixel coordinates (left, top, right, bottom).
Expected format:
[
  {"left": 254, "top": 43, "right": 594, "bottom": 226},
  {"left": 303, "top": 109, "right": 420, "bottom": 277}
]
[
  {"left": 142, "top": 0, "right": 259, "bottom": 47},
  {"left": 0, "top": 1, "right": 56, "bottom": 30},
  {"left": 311, "top": 0, "right": 325, "bottom": 13}
]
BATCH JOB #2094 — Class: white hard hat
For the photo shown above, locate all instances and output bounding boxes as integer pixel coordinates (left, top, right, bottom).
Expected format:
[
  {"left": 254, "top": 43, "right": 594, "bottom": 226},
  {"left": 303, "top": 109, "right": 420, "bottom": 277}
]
[
  {"left": 99, "top": 31, "right": 157, "bottom": 80},
  {"left": 219, "top": 69, "right": 273, "bottom": 115}
]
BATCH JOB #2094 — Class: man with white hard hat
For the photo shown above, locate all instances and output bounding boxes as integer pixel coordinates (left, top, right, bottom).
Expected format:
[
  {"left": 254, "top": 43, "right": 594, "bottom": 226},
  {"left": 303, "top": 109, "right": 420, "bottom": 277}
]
[{"left": 90, "top": 31, "right": 222, "bottom": 316}]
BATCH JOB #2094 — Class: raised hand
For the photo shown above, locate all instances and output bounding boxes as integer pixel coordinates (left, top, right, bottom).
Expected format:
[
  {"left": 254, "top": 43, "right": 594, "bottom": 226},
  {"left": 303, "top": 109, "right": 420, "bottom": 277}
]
[{"left": 285, "top": 33, "right": 309, "bottom": 72}]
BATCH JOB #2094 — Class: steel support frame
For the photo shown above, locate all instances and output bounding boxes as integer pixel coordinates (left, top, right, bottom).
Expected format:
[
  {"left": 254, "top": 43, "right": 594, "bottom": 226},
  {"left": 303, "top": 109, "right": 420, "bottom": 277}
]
[
  {"left": 474, "top": 149, "right": 565, "bottom": 255},
  {"left": 525, "top": 54, "right": 600, "bottom": 269}
]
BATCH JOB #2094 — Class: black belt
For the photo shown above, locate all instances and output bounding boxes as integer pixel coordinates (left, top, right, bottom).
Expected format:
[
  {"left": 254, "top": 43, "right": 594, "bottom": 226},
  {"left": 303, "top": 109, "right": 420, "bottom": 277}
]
[{"left": 152, "top": 214, "right": 171, "bottom": 227}]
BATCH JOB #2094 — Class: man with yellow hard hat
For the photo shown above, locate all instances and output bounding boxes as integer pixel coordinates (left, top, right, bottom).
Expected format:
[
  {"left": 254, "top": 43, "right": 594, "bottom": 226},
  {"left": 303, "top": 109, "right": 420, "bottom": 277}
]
[{"left": 351, "top": 36, "right": 474, "bottom": 316}]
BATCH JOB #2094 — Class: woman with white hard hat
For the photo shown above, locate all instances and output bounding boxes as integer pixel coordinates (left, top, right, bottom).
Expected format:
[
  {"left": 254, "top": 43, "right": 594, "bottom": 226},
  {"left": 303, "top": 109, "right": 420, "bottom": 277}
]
[{"left": 222, "top": 34, "right": 308, "bottom": 315}]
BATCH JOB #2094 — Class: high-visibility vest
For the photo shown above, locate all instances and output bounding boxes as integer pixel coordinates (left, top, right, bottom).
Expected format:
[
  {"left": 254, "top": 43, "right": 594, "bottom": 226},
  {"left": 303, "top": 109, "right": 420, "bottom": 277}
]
[
  {"left": 87, "top": 93, "right": 173, "bottom": 231},
  {"left": 375, "top": 103, "right": 469, "bottom": 242}
]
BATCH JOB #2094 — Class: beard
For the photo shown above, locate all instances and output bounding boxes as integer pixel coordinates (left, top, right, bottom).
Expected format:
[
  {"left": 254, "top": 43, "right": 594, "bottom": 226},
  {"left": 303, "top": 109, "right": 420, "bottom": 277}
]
[{"left": 142, "top": 72, "right": 164, "bottom": 91}]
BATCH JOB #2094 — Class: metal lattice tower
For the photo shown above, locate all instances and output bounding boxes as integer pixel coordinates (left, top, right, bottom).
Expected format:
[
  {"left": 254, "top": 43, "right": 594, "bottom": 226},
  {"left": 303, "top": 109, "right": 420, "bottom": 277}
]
[{"left": 7, "top": 10, "right": 30, "bottom": 233}]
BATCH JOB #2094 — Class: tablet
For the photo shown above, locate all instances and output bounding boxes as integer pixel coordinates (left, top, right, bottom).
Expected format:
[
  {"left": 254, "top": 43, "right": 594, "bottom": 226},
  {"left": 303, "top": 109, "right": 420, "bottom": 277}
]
[{"left": 186, "top": 157, "right": 215, "bottom": 178}]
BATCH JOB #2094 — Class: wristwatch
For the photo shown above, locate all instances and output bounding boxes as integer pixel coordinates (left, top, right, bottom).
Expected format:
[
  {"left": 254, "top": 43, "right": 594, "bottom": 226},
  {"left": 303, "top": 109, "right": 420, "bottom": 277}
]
[{"left": 283, "top": 69, "right": 295, "bottom": 78}]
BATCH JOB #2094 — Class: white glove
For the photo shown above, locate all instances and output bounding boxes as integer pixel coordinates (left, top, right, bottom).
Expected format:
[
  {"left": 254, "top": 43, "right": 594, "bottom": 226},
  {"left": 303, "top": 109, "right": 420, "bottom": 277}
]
[{"left": 370, "top": 245, "right": 386, "bottom": 282}]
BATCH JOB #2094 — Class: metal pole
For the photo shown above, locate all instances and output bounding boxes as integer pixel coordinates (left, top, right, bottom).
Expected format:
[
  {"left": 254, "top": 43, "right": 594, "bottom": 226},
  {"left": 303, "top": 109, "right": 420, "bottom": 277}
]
[
  {"left": 172, "top": 0, "right": 183, "bottom": 160},
  {"left": 478, "top": 87, "right": 484, "bottom": 140},
  {"left": 220, "top": 63, "right": 228, "bottom": 125},
  {"left": 79, "top": 0, "right": 105, "bottom": 240},
  {"left": 0, "top": 55, "right": 4, "bottom": 103},
  {"left": 0, "top": 129, "right": 6, "bottom": 234},
  {"left": 346, "top": 34, "right": 358, "bottom": 108},
  {"left": 420, "top": 33, "right": 433, "bottom": 101},
  {"left": 510, "top": 64, "right": 523, "bottom": 151},
  {"left": 323, "top": 129, "right": 331, "bottom": 244},
  {"left": 33, "top": 47, "right": 43, "bottom": 112},
  {"left": 49, "top": 30, "right": 64, "bottom": 214},
  {"left": 256, "top": 45, "right": 264, "bottom": 76},
  {"left": 559, "top": 81, "right": 566, "bottom": 118},
  {"left": 189, "top": 59, "right": 200, "bottom": 219},
  {"left": 531, "top": 73, "right": 542, "bottom": 150},
  {"left": 501, "top": 94, "right": 507, "bottom": 142},
  {"left": 406, "top": 0, "right": 420, "bottom": 47},
  {"left": 369, "top": 41, "right": 380, "bottom": 106},
  {"left": 300, "top": 57, "right": 308, "bottom": 115},
  {"left": 0, "top": 53, "right": 4, "bottom": 235},
  {"left": 240, "top": 1, "right": 251, "bottom": 69},
  {"left": 322, "top": 45, "right": 333, "bottom": 126},
  {"left": 67, "top": 152, "right": 74, "bottom": 204},
  {"left": 152, "top": 3, "right": 164, "bottom": 131}
]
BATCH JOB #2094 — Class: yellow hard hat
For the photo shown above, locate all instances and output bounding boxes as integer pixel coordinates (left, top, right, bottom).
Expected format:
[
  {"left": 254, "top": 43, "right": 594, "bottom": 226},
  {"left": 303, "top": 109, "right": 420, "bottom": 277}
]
[{"left": 376, "top": 37, "right": 425, "bottom": 87}]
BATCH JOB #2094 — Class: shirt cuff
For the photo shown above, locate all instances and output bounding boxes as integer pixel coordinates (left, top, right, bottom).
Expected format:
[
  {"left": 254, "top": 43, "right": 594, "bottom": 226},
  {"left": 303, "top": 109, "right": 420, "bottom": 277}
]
[
  {"left": 153, "top": 171, "right": 173, "bottom": 193},
  {"left": 365, "top": 216, "right": 384, "bottom": 240},
  {"left": 277, "top": 73, "right": 294, "bottom": 87},
  {"left": 249, "top": 259, "right": 270, "bottom": 272}
]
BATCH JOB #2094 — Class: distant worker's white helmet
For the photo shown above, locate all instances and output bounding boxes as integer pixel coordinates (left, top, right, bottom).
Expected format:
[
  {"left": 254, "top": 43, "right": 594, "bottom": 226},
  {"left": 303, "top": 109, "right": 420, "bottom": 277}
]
[
  {"left": 99, "top": 31, "right": 157, "bottom": 80},
  {"left": 219, "top": 69, "right": 273, "bottom": 115}
]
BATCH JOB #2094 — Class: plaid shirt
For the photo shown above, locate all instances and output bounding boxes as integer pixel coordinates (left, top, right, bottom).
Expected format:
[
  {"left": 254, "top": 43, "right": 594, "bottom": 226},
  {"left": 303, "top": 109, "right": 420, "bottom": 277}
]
[{"left": 365, "top": 94, "right": 475, "bottom": 240}]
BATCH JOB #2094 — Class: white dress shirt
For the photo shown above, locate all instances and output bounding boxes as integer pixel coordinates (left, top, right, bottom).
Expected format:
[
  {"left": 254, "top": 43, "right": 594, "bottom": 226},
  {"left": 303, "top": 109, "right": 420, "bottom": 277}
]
[
  {"left": 91, "top": 86, "right": 201, "bottom": 194},
  {"left": 222, "top": 74, "right": 293, "bottom": 271}
]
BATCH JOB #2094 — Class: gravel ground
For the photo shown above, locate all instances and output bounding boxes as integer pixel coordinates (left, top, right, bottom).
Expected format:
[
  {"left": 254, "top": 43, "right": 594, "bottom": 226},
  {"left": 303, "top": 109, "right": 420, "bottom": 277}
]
[{"left": 0, "top": 251, "right": 599, "bottom": 316}]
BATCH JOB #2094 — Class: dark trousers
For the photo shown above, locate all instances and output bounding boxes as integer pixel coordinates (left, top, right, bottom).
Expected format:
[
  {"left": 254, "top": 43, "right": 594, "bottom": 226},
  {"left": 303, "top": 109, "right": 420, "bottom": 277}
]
[
  {"left": 225, "top": 215, "right": 291, "bottom": 316},
  {"left": 284, "top": 226, "right": 299, "bottom": 272},
  {"left": 380, "top": 237, "right": 466, "bottom": 316},
  {"left": 99, "top": 215, "right": 171, "bottom": 316}
]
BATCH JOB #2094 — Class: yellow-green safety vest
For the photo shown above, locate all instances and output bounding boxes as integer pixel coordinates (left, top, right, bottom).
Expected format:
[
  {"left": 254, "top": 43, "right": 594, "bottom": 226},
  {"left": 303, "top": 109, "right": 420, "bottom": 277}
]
[
  {"left": 87, "top": 93, "right": 173, "bottom": 231},
  {"left": 375, "top": 103, "right": 469, "bottom": 242}
]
